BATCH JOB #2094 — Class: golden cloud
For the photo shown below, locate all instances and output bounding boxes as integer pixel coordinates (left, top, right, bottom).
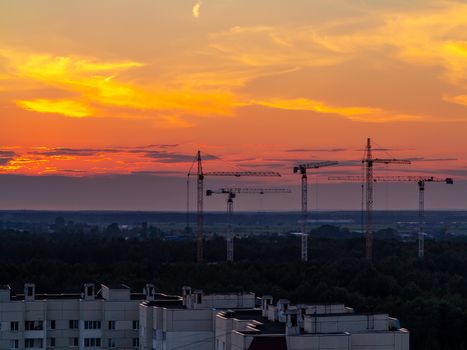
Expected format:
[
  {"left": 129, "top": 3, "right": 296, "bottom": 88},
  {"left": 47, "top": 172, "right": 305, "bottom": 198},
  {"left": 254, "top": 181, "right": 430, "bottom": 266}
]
[
  {"left": 3, "top": 51, "right": 239, "bottom": 121},
  {"left": 17, "top": 99, "right": 93, "bottom": 118},
  {"left": 208, "top": 1, "right": 467, "bottom": 113},
  {"left": 255, "top": 98, "right": 423, "bottom": 123}
]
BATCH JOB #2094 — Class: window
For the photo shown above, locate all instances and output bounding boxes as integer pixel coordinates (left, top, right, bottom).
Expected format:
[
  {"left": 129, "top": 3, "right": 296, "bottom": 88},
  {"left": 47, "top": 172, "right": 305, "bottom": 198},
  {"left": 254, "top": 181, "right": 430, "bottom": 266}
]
[
  {"left": 133, "top": 338, "right": 139, "bottom": 347},
  {"left": 26, "top": 286, "right": 33, "bottom": 297},
  {"left": 10, "top": 339, "right": 18, "bottom": 349},
  {"left": 69, "top": 337, "right": 79, "bottom": 347},
  {"left": 25, "top": 339, "right": 43, "bottom": 348},
  {"left": 84, "top": 338, "right": 101, "bottom": 347},
  {"left": 132, "top": 320, "right": 139, "bottom": 330},
  {"left": 69, "top": 320, "right": 79, "bottom": 329},
  {"left": 86, "top": 286, "right": 93, "bottom": 296},
  {"left": 196, "top": 293, "right": 202, "bottom": 304},
  {"left": 84, "top": 320, "right": 101, "bottom": 329},
  {"left": 25, "top": 320, "right": 43, "bottom": 330},
  {"left": 48, "top": 337, "right": 56, "bottom": 347},
  {"left": 108, "top": 338, "right": 116, "bottom": 348},
  {"left": 49, "top": 320, "right": 56, "bottom": 330},
  {"left": 108, "top": 320, "right": 115, "bottom": 330},
  {"left": 10, "top": 321, "right": 19, "bottom": 331}
]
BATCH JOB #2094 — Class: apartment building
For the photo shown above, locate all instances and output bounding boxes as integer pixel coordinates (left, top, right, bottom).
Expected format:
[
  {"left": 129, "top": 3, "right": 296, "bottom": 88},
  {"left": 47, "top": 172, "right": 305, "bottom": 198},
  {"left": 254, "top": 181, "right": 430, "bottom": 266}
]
[
  {"left": 139, "top": 286, "right": 256, "bottom": 350},
  {"left": 221, "top": 298, "right": 409, "bottom": 350},
  {"left": 0, "top": 283, "right": 179, "bottom": 350},
  {"left": 0, "top": 283, "right": 409, "bottom": 350}
]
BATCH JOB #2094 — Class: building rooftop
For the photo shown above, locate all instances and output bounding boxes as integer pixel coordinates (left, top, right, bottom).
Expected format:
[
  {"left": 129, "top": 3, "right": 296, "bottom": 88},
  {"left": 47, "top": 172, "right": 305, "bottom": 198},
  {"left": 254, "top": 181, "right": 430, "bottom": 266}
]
[
  {"left": 11, "top": 293, "right": 82, "bottom": 301},
  {"left": 220, "top": 309, "right": 286, "bottom": 335}
]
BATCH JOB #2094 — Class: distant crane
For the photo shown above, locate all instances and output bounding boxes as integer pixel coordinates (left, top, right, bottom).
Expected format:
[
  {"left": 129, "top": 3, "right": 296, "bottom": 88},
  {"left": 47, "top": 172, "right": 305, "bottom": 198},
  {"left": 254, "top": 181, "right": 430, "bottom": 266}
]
[
  {"left": 188, "top": 151, "right": 281, "bottom": 263},
  {"left": 293, "top": 161, "right": 338, "bottom": 262},
  {"left": 328, "top": 175, "right": 452, "bottom": 258},
  {"left": 360, "top": 138, "right": 411, "bottom": 261},
  {"left": 206, "top": 188, "right": 292, "bottom": 262}
]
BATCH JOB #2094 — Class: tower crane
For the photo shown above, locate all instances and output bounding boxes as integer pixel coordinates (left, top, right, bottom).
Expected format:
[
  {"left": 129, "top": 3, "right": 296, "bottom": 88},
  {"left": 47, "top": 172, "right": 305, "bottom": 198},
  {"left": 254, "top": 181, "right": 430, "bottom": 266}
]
[
  {"left": 206, "top": 188, "right": 292, "bottom": 262},
  {"left": 328, "top": 175, "right": 453, "bottom": 258},
  {"left": 188, "top": 151, "right": 281, "bottom": 263},
  {"left": 293, "top": 161, "right": 338, "bottom": 262},
  {"left": 360, "top": 138, "right": 411, "bottom": 262}
]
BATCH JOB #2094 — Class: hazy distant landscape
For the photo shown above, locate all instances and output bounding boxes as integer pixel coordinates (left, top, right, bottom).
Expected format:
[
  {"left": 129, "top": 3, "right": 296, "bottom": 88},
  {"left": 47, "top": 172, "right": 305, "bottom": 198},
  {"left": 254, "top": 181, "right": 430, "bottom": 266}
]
[{"left": 2, "top": 210, "right": 467, "bottom": 237}]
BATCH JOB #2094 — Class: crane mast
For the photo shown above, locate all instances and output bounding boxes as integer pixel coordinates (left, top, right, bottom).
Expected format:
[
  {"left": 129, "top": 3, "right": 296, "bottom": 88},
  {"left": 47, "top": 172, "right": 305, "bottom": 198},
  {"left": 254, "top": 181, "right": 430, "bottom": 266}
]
[
  {"left": 418, "top": 180, "right": 425, "bottom": 258},
  {"left": 293, "top": 161, "right": 338, "bottom": 262},
  {"left": 196, "top": 151, "right": 204, "bottom": 263},
  {"left": 207, "top": 188, "right": 291, "bottom": 262},
  {"left": 189, "top": 151, "right": 281, "bottom": 263},
  {"left": 364, "top": 139, "right": 373, "bottom": 262},
  {"left": 361, "top": 138, "right": 411, "bottom": 262},
  {"left": 226, "top": 192, "right": 235, "bottom": 262}
]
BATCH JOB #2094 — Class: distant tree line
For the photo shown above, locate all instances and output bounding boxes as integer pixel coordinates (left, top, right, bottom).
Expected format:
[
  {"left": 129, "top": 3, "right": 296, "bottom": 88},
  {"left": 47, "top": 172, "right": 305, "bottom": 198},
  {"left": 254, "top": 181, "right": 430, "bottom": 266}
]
[{"left": 0, "top": 226, "right": 466, "bottom": 350}]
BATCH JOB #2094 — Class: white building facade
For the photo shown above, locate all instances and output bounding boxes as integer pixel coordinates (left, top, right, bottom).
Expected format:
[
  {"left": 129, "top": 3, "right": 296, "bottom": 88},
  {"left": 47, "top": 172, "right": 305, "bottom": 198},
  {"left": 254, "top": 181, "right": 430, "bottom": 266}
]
[
  {"left": 0, "top": 283, "right": 176, "bottom": 350},
  {"left": 0, "top": 284, "right": 409, "bottom": 350}
]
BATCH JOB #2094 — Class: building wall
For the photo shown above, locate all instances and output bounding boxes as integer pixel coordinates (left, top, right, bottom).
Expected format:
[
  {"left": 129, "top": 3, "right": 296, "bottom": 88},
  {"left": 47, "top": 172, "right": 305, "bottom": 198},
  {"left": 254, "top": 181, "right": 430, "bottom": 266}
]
[
  {"left": 0, "top": 290, "right": 141, "bottom": 350},
  {"left": 350, "top": 331, "right": 410, "bottom": 350},
  {"left": 287, "top": 333, "right": 351, "bottom": 350},
  {"left": 139, "top": 304, "right": 153, "bottom": 350},
  {"left": 303, "top": 314, "right": 390, "bottom": 334}
]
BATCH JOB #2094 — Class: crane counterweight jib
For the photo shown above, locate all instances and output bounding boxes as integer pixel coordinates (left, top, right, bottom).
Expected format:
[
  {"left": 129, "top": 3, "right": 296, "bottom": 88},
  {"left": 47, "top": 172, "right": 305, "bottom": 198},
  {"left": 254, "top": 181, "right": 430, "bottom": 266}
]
[
  {"left": 294, "top": 161, "right": 339, "bottom": 173},
  {"left": 207, "top": 188, "right": 292, "bottom": 195},
  {"left": 372, "top": 158, "right": 412, "bottom": 165},
  {"left": 329, "top": 175, "right": 454, "bottom": 183},
  {"left": 203, "top": 171, "right": 281, "bottom": 177}
]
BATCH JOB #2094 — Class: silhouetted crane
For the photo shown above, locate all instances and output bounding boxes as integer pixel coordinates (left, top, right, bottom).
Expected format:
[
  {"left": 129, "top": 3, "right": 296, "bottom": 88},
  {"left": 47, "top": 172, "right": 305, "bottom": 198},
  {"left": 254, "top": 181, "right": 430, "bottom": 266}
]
[
  {"left": 188, "top": 151, "right": 281, "bottom": 263},
  {"left": 328, "top": 175, "right": 453, "bottom": 258},
  {"left": 293, "top": 161, "right": 338, "bottom": 262},
  {"left": 206, "top": 188, "right": 291, "bottom": 262},
  {"left": 361, "top": 138, "right": 411, "bottom": 261}
]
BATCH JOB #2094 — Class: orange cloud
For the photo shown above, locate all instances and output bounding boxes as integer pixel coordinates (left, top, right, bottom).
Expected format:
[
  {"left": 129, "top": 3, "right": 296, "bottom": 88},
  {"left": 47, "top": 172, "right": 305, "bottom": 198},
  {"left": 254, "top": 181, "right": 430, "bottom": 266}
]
[
  {"left": 254, "top": 98, "right": 423, "bottom": 122},
  {"left": 2, "top": 51, "right": 239, "bottom": 122},
  {"left": 17, "top": 99, "right": 93, "bottom": 118}
]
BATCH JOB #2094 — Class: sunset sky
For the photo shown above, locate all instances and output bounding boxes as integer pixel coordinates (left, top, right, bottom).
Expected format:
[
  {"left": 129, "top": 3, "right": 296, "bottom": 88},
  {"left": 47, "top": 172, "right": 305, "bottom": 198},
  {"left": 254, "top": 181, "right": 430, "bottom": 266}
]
[{"left": 0, "top": 0, "right": 466, "bottom": 210}]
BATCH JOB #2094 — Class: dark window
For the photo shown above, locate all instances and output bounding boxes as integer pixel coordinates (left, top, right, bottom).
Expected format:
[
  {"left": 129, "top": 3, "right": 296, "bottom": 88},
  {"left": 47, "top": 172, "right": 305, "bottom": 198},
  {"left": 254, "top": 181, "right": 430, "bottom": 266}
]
[
  {"left": 132, "top": 320, "right": 139, "bottom": 330},
  {"left": 87, "top": 286, "right": 93, "bottom": 296},
  {"left": 25, "top": 321, "right": 43, "bottom": 331},
  {"left": 69, "top": 320, "right": 79, "bottom": 329},
  {"left": 84, "top": 338, "right": 101, "bottom": 347},
  {"left": 50, "top": 320, "right": 56, "bottom": 329},
  {"left": 10, "top": 321, "right": 19, "bottom": 331},
  {"left": 25, "top": 339, "right": 43, "bottom": 348},
  {"left": 84, "top": 321, "right": 101, "bottom": 330}
]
